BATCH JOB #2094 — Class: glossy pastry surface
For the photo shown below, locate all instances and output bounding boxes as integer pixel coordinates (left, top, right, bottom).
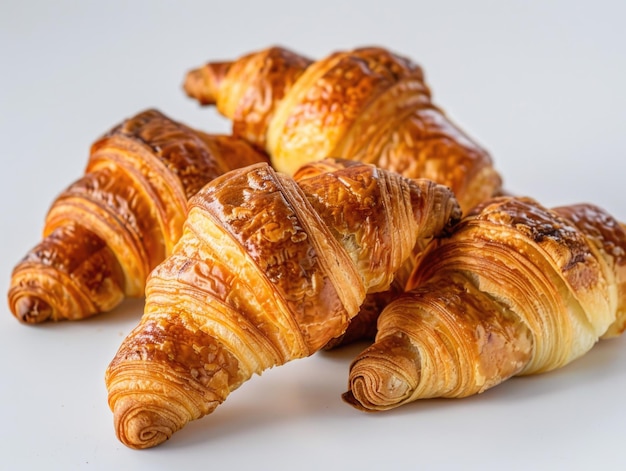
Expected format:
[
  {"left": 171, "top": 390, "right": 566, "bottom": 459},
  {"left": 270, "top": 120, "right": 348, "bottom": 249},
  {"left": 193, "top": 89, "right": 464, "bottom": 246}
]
[
  {"left": 344, "top": 196, "right": 626, "bottom": 411},
  {"left": 8, "top": 109, "right": 268, "bottom": 323},
  {"left": 185, "top": 46, "right": 502, "bottom": 213},
  {"left": 105, "top": 159, "right": 460, "bottom": 448}
]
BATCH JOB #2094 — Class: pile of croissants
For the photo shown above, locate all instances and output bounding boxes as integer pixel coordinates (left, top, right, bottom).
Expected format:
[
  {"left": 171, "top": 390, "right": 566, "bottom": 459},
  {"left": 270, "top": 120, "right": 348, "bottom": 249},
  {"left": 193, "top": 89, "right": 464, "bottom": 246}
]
[{"left": 8, "top": 46, "right": 626, "bottom": 449}]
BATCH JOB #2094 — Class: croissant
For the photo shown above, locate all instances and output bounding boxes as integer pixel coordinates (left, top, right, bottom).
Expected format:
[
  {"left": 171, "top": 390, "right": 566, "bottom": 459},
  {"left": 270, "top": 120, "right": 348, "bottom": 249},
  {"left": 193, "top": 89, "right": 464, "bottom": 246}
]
[
  {"left": 105, "top": 158, "right": 461, "bottom": 448},
  {"left": 343, "top": 196, "right": 626, "bottom": 411},
  {"left": 183, "top": 45, "right": 502, "bottom": 213},
  {"left": 8, "top": 109, "right": 268, "bottom": 323}
]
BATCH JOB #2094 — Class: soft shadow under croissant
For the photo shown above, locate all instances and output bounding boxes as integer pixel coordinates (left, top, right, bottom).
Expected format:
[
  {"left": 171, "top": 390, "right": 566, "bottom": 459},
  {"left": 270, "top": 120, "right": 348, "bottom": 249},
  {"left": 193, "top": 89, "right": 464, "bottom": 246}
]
[
  {"left": 105, "top": 158, "right": 461, "bottom": 449},
  {"left": 344, "top": 196, "right": 626, "bottom": 411},
  {"left": 8, "top": 109, "right": 268, "bottom": 323}
]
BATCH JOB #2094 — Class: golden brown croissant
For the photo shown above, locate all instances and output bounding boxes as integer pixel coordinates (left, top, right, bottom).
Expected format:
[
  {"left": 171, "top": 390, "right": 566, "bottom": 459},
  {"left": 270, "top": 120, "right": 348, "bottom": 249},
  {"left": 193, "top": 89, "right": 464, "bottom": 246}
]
[
  {"left": 343, "top": 196, "right": 626, "bottom": 411},
  {"left": 184, "top": 45, "right": 502, "bottom": 213},
  {"left": 8, "top": 109, "right": 268, "bottom": 323},
  {"left": 105, "top": 159, "right": 461, "bottom": 448}
]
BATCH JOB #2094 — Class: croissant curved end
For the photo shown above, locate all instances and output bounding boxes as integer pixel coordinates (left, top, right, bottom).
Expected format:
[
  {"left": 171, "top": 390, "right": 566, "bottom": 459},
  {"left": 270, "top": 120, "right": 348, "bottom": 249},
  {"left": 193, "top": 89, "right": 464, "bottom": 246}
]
[
  {"left": 183, "top": 61, "right": 232, "bottom": 106},
  {"left": 113, "top": 397, "right": 182, "bottom": 450},
  {"left": 11, "top": 295, "right": 53, "bottom": 324},
  {"left": 343, "top": 334, "right": 420, "bottom": 412},
  {"left": 343, "top": 362, "right": 413, "bottom": 412},
  {"left": 8, "top": 268, "right": 101, "bottom": 323}
]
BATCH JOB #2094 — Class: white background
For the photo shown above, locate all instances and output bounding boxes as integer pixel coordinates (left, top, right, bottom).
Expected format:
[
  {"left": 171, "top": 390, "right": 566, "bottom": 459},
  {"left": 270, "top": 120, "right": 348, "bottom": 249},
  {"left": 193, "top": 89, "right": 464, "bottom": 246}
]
[{"left": 1, "top": 1, "right": 625, "bottom": 469}]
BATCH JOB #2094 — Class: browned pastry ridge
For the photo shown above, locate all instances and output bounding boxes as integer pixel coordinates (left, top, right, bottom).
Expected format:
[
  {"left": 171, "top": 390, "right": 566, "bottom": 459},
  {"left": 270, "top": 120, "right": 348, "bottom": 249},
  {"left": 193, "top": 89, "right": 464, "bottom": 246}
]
[
  {"left": 183, "top": 45, "right": 502, "bottom": 214},
  {"left": 8, "top": 109, "right": 268, "bottom": 323},
  {"left": 292, "top": 158, "right": 421, "bottom": 348},
  {"left": 343, "top": 196, "right": 626, "bottom": 411},
  {"left": 105, "top": 159, "right": 461, "bottom": 449}
]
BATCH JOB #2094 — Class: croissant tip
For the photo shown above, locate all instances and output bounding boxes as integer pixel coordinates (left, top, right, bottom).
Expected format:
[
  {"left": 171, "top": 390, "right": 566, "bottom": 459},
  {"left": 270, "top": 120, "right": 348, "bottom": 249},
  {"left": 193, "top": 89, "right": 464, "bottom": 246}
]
[
  {"left": 183, "top": 68, "right": 210, "bottom": 103},
  {"left": 11, "top": 295, "right": 53, "bottom": 324},
  {"left": 344, "top": 334, "right": 420, "bottom": 411},
  {"left": 183, "top": 61, "right": 232, "bottom": 106},
  {"left": 113, "top": 400, "right": 177, "bottom": 450},
  {"left": 345, "top": 372, "right": 411, "bottom": 412}
]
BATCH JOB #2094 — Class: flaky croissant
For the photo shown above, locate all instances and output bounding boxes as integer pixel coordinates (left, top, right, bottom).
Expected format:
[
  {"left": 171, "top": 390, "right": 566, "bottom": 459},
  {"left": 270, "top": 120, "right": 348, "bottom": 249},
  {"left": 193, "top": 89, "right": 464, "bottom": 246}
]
[
  {"left": 344, "top": 196, "right": 626, "bottom": 411},
  {"left": 105, "top": 159, "right": 461, "bottom": 449},
  {"left": 8, "top": 109, "right": 268, "bottom": 323},
  {"left": 184, "top": 45, "right": 502, "bottom": 213}
]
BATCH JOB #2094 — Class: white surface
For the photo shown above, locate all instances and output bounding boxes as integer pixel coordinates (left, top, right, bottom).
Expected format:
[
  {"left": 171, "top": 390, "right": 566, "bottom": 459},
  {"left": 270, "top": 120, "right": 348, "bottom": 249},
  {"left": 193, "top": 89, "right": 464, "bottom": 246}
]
[{"left": 1, "top": 1, "right": 625, "bottom": 469}]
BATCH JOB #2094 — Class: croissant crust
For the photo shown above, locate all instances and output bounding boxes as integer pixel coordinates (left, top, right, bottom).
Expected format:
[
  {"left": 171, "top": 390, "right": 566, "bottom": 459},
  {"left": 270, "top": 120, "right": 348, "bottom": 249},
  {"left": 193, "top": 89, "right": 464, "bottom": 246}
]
[
  {"left": 105, "top": 159, "right": 460, "bottom": 448},
  {"left": 8, "top": 109, "right": 267, "bottom": 323},
  {"left": 344, "top": 196, "right": 626, "bottom": 411},
  {"left": 184, "top": 46, "right": 502, "bottom": 213}
]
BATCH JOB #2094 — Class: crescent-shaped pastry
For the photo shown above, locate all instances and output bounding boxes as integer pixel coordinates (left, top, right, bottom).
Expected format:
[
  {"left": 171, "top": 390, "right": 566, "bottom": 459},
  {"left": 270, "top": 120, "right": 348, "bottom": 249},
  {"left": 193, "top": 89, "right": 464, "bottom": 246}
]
[
  {"left": 8, "top": 109, "right": 268, "bottom": 323},
  {"left": 344, "top": 196, "right": 626, "bottom": 411},
  {"left": 105, "top": 159, "right": 460, "bottom": 448},
  {"left": 184, "top": 45, "right": 501, "bottom": 213}
]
